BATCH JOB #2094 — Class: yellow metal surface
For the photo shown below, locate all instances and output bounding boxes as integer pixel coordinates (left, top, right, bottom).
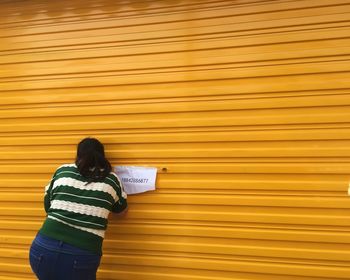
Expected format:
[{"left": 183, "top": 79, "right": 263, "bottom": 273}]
[{"left": 0, "top": 0, "right": 350, "bottom": 279}]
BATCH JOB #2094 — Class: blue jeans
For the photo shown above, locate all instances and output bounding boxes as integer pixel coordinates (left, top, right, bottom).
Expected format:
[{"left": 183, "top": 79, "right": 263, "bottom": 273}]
[{"left": 29, "top": 233, "right": 101, "bottom": 280}]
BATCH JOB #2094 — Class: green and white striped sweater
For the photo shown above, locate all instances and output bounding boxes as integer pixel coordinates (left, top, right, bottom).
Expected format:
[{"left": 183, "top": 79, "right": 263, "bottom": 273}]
[{"left": 39, "top": 164, "right": 127, "bottom": 255}]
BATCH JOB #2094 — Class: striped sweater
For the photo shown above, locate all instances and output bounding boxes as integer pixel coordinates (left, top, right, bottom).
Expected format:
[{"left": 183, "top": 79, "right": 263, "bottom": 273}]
[{"left": 39, "top": 164, "right": 127, "bottom": 255}]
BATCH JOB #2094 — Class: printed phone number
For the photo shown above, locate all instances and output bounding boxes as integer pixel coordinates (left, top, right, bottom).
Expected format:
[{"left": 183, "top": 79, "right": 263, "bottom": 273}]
[{"left": 122, "top": 177, "right": 149, "bottom": 184}]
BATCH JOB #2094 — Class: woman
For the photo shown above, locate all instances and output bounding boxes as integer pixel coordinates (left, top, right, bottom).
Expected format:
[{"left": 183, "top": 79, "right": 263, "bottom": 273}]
[{"left": 29, "top": 138, "right": 128, "bottom": 280}]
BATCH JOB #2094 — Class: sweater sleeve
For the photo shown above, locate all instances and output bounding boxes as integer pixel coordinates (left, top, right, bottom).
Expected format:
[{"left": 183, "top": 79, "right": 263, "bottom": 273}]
[
  {"left": 44, "top": 169, "right": 59, "bottom": 213},
  {"left": 112, "top": 190, "right": 128, "bottom": 213},
  {"left": 110, "top": 173, "right": 128, "bottom": 213}
]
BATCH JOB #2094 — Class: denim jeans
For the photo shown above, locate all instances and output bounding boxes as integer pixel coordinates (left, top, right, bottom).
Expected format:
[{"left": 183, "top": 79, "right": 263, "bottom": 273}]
[{"left": 29, "top": 233, "right": 101, "bottom": 280}]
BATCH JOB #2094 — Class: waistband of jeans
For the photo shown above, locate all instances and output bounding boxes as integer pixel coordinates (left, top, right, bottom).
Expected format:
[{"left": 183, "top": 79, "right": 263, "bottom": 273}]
[{"left": 34, "top": 233, "right": 97, "bottom": 256}]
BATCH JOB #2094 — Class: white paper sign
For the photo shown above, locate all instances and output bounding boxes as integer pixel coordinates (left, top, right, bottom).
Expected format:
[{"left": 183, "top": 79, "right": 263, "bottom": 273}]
[{"left": 114, "top": 166, "right": 157, "bottom": 195}]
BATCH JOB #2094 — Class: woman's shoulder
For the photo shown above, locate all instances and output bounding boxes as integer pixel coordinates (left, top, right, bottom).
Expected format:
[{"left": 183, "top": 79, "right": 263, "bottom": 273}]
[
  {"left": 56, "top": 163, "right": 76, "bottom": 169},
  {"left": 108, "top": 171, "right": 121, "bottom": 182},
  {"left": 103, "top": 171, "right": 122, "bottom": 186},
  {"left": 55, "top": 163, "right": 77, "bottom": 173},
  {"left": 58, "top": 163, "right": 76, "bottom": 168}
]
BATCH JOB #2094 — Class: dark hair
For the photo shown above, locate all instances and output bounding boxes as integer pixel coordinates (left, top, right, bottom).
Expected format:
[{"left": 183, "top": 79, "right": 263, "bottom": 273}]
[{"left": 75, "top": 137, "right": 111, "bottom": 182}]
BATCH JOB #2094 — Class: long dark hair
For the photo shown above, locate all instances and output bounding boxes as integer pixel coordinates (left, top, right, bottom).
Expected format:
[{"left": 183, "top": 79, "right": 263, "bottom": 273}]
[{"left": 75, "top": 138, "right": 111, "bottom": 181}]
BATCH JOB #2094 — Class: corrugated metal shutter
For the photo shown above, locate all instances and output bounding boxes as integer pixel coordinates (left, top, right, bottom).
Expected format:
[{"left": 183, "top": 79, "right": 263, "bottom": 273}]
[{"left": 1, "top": 0, "right": 350, "bottom": 279}]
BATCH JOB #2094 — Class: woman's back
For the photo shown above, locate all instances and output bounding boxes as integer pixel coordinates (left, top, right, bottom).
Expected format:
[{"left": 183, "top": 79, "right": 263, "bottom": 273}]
[{"left": 41, "top": 163, "right": 127, "bottom": 254}]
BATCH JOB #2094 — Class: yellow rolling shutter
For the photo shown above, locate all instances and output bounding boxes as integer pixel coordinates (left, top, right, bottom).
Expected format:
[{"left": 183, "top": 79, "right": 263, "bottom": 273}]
[{"left": 0, "top": 0, "right": 350, "bottom": 279}]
